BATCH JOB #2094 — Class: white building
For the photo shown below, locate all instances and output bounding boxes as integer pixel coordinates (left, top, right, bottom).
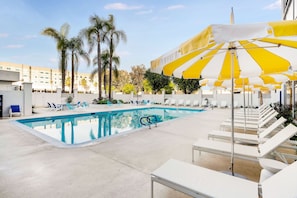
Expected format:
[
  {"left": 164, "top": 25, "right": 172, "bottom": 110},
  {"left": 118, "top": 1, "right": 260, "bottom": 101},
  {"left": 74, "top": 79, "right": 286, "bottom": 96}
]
[{"left": 0, "top": 62, "right": 97, "bottom": 93}]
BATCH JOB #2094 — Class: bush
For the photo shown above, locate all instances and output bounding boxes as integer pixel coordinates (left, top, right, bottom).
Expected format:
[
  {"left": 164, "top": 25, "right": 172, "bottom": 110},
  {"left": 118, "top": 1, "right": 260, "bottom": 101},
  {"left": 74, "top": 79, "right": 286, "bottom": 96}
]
[{"left": 66, "top": 96, "right": 73, "bottom": 103}]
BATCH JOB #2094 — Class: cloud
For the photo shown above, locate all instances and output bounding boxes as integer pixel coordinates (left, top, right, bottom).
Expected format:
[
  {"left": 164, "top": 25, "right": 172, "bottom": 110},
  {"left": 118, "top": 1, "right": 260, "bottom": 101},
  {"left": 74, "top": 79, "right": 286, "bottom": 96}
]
[
  {"left": 104, "top": 3, "right": 143, "bottom": 10},
  {"left": 136, "top": 9, "right": 153, "bottom": 15},
  {"left": 5, "top": 44, "right": 24, "bottom": 49},
  {"left": 264, "top": 0, "right": 281, "bottom": 10},
  {"left": 0, "top": 33, "right": 8, "bottom": 38},
  {"left": 167, "top": 4, "right": 185, "bottom": 10}
]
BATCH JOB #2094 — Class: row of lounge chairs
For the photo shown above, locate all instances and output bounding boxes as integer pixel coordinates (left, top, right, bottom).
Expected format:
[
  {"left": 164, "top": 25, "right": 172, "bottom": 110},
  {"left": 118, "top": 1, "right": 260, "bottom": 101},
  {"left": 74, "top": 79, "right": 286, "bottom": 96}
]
[
  {"left": 164, "top": 98, "right": 237, "bottom": 108},
  {"left": 164, "top": 99, "right": 200, "bottom": 107},
  {"left": 151, "top": 104, "right": 297, "bottom": 197},
  {"left": 47, "top": 102, "right": 89, "bottom": 111}
]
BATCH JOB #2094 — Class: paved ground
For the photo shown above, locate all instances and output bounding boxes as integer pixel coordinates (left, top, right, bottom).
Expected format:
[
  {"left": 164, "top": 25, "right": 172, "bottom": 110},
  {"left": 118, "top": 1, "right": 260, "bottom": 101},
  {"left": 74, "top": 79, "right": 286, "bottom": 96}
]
[{"left": 0, "top": 104, "right": 263, "bottom": 198}]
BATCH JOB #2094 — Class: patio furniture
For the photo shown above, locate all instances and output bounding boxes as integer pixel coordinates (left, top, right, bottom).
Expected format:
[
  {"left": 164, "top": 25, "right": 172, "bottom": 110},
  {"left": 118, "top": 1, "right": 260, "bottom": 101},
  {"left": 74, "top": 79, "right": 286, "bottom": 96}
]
[
  {"left": 9, "top": 105, "right": 22, "bottom": 117},
  {"left": 192, "top": 124, "right": 297, "bottom": 163},
  {"left": 208, "top": 116, "right": 286, "bottom": 144},
  {"left": 151, "top": 159, "right": 297, "bottom": 198}
]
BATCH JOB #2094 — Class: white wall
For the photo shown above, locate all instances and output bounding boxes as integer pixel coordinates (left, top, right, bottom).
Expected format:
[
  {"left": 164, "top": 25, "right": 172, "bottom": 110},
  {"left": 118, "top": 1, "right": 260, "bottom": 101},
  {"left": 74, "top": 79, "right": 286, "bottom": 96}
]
[{"left": 0, "top": 90, "right": 23, "bottom": 117}]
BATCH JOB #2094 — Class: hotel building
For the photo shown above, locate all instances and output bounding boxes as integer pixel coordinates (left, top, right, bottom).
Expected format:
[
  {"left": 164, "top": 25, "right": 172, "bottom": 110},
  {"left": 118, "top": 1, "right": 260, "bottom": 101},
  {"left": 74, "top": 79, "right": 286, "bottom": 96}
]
[{"left": 0, "top": 62, "right": 97, "bottom": 93}]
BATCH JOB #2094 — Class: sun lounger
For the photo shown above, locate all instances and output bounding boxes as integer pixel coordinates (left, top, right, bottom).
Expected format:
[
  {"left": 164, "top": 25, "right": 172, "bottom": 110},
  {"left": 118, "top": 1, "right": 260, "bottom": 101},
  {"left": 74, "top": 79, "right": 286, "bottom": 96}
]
[
  {"left": 220, "top": 100, "right": 228, "bottom": 108},
  {"left": 52, "top": 103, "right": 63, "bottom": 111},
  {"left": 220, "top": 111, "right": 278, "bottom": 131},
  {"left": 192, "top": 100, "right": 199, "bottom": 107},
  {"left": 151, "top": 159, "right": 297, "bottom": 198},
  {"left": 192, "top": 124, "right": 297, "bottom": 163},
  {"left": 208, "top": 117, "right": 286, "bottom": 144},
  {"left": 177, "top": 99, "right": 184, "bottom": 106},
  {"left": 185, "top": 100, "right": 191, "bottom": 106},
  {"left": 151, "top": 159, "right": 258, "bottom": 198},
  {"left": 234, "top": 107, "right": 275, "bottom": 119},
  {"left": 170, "top": 99, "right": 176, "bottom": 106},
  {"left": 227, "top": 108, "right": 277, "bottom": 123}
]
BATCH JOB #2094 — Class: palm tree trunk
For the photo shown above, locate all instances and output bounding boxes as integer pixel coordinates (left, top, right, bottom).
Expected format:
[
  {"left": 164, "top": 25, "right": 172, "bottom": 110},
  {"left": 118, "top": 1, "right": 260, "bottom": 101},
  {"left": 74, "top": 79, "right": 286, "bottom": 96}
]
[
  {"left": 61, "top": 50, "right": 66, "bottom": 93},
  {"left": 71, "top": 52, "right": 75, "bottom": 93},
  {"left": 97, "top": 38, "right": 102, "bottom": 100},
  {"left": 108, "top": 36, "right": 113, "bottom": 101}
]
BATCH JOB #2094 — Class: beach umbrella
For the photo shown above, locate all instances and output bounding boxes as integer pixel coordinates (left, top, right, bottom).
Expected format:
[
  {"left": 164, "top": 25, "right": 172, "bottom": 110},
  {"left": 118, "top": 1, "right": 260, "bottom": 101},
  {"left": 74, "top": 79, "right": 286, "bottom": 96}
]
[{"left": 150, "top": 13, "right": 297, "bottom": 175}]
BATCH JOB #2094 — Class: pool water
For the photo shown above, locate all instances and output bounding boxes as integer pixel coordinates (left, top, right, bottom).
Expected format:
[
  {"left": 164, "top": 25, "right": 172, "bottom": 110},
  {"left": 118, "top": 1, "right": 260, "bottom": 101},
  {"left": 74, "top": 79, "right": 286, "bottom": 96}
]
[{"left": 16, "top": 107, "right": 203, "bottom": 146}]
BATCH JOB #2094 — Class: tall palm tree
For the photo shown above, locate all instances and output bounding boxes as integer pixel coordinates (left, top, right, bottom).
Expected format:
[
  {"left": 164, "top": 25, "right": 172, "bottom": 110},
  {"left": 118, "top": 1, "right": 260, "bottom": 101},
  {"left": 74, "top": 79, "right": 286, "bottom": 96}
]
[
  {"left": 90, "top": 49, "right": 120, "bottom": 96},
  {"left": 68, "top": 36, "right": 90, "bottom": 93},
  {"left": 42, "top": 23, "right": 70, "bottom": 93},
  {"left": 106, "top": 14, "right": 127, "bottom": 100},
  {"left": 80, "top": 15, "right": 108, "bottom": 100}
]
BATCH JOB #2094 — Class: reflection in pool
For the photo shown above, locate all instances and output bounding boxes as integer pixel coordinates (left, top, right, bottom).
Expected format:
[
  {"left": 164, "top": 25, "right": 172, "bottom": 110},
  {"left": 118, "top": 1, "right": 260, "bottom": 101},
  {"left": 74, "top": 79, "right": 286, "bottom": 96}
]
[{"left": 16, "top": 107, "right": 203, "bottom": 146}]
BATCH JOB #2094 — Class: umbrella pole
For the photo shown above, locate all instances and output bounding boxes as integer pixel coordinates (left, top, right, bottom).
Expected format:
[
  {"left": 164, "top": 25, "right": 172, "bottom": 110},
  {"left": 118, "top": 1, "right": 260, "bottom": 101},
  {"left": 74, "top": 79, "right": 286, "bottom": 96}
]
[{"left": 231, "top": 48, "right": 235, "bottom": 176}]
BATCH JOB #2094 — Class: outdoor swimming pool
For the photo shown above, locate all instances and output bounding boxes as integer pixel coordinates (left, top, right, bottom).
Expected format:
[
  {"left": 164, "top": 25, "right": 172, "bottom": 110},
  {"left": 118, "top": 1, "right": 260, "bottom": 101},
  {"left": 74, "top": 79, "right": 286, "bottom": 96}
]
[{"left": 16, "top": 107, "right": 203, "bottom": 147}]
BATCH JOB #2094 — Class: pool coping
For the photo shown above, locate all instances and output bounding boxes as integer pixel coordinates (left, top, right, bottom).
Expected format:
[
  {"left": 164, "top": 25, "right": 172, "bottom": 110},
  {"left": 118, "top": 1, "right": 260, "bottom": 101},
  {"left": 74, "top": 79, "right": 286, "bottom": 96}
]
[{"left": 13, "top": 106, "right": 204, "bottom": 148}]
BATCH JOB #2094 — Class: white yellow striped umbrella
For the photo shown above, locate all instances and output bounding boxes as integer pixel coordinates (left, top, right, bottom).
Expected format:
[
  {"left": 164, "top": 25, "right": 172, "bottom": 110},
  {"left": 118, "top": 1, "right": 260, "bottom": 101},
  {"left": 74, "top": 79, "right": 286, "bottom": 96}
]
[
  {"left": 201, "top": 72, "right": 297, "bottom": 87},
  {"left": 151, "top": 18, "right": 297, "bottom": 176},
  {"left": 151, "top": 20, "right": 297, "bottom": 80}
]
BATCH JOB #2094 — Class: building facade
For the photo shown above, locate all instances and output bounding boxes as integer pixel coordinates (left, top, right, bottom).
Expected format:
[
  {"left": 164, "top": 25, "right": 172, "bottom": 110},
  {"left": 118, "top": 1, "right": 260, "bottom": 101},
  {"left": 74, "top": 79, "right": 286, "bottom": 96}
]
[{"left": 0, "top": 62, "right": 97, "bottom": 93}]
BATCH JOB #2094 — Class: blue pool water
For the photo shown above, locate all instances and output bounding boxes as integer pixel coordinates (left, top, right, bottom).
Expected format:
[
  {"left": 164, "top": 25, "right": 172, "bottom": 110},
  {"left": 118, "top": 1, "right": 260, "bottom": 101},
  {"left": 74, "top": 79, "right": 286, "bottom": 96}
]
[{"left": 16, "top": 107, "right": 203, "bottom": 146}]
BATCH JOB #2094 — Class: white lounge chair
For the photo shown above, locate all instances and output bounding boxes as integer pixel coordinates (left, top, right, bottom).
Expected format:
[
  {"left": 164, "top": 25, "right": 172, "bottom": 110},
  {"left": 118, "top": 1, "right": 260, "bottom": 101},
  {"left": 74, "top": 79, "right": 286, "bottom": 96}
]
[
  {"left": 164, "top": 99, "right": 170, "bottom": 105},
  {"left": 201, "top": 99, "right": 208, "bottom": 107},
  {"left": 208, "top": 117, "right": 286, "bottom": 144},
  {"left": 177, "top": 99, "right": 184, "bottom": 106},
  {"left": 220, "top": 111, "right": 278, "bottom": 131},
  {"left": 192, "top": 124, "right": 297, "bottom": 163},
  {"left": 192, "top": 100, "right": 199, "bottom": 107},
  {"left": 170, "top": 99, "right": 176, "bottom": 106},
  {"left": 210, "top": 100, "right": 217, "bottom": 108},
  {"left": 220, "top": 100, "right": 228, "bottom": 108},
  {"left": 151, "top": 159, "right": 297, "bottom": 198},
  {"left": 185, "top": 100, "right": 191, "bottom": 106}
]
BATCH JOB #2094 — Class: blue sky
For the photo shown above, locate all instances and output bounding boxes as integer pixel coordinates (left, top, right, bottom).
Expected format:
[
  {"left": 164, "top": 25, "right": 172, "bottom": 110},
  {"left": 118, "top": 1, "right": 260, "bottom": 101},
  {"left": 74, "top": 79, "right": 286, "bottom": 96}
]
[{"left": 0, "top": 0, "right": 283, "bottom": 73}]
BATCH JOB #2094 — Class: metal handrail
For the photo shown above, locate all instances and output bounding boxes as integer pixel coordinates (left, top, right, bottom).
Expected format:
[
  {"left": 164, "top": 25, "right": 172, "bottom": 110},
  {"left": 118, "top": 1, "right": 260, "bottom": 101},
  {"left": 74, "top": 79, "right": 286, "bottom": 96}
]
[{"left": 140, "top": 115, "right": 158, "bottom": 129}]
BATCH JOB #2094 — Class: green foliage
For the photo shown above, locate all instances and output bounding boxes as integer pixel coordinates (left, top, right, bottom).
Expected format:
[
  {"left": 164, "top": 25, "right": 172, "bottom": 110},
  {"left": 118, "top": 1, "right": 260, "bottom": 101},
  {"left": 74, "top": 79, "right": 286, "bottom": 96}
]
[
  {"left": 144, "top": 69, "right": 170, "bottom": 94},
  {"left": 173, "top": 77, "right": 201, "bottom": 94},
  {"left": 164, "top": 82, "right": 174, "bottom": 94},
  {"left": 66, "top": 95, "right": 73, "bottom": 103},
  {"left": 122, "top": 83, "right": 135, "bottom": 94},
  {"left": 143, "top": 79, "right": 152, "bottom": 93},
  {"left": 274, "top": 103, "right": 297, "bottom": 140}
]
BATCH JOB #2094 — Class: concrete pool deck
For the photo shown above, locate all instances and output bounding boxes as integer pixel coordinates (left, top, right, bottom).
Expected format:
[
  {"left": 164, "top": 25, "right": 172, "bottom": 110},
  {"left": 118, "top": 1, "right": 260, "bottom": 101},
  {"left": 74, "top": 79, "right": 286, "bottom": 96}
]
[{"left": 0, "top": 104, "right": 263, "bottom": 198}]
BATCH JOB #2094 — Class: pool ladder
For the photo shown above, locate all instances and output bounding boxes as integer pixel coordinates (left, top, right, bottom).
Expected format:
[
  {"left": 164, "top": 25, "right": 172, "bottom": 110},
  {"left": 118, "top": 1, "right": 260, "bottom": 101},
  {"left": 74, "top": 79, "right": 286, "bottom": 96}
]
[{"left": 140, "top": 115, "right": 158, "bottom": 129}]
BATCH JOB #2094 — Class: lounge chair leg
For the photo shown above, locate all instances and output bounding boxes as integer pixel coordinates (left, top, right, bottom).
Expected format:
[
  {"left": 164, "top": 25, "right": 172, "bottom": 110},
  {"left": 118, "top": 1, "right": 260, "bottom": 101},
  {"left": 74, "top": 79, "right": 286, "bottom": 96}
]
[{"left": 151, "top": 179, "right": 154, "bottom": 198}]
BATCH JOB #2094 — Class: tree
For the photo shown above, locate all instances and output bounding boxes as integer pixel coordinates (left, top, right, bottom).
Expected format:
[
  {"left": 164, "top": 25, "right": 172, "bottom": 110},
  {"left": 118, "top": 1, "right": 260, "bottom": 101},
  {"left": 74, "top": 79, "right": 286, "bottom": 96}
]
[
  {"left": 106, "top": 14, "right": 127, "bottom": 100},
  {"left": 90, "top": 49, "right": 120, "bottom": 96},
  {"left": 113, "top": 70, "right": 131, "bottom": 92},
  {"left": 130, "top": 65, "right": 146, "bottom": 94},
  {"left": 144, "top": 69, "right": 170, "bottom": 94},
  {"left": 68, "top": 36, "right": 90, "bottom": 93},
  {"left": 172, "top": 77, "right": 201, "bottom": 94},
  {"left": 143, "top": 79, "right": 152, "bottom": 94},
  {"left": 122, "top": 83, "right": 135, "bottom": 94},
  {"left": 81, "top": 15, "right": 108, "bottom": 100},
  {"left": 42, "top": 23, "right": 70, "bottom": 93}
]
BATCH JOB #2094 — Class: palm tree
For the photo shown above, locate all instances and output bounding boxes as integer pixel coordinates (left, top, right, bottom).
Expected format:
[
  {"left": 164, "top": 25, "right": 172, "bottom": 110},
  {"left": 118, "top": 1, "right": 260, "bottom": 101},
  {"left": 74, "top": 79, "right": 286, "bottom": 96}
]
[
  {"left": 90, "top": 49, "right": 120, "bottom": 96},
  {"left": 42, "top": 23, "right": 70, "bottom": 93},
  {"left": 68, "top": 36, "right": 90, "bottom": 93},
  {"left": 81, "top": 15, "right": 109, "bottom": 100},
  {"left": 106, "top": 14, "right": 127, "bottom": 100}
]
